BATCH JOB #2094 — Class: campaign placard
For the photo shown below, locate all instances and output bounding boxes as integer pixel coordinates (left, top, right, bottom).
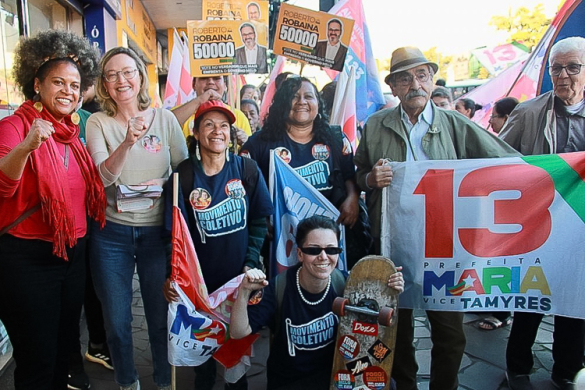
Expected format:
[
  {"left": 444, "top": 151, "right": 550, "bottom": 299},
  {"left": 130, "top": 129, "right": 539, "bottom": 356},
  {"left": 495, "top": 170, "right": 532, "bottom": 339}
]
[
  {"left": 202, "top": 0, "right": 269, "bottom": 23},
  {"left": 273, "top": 3, "right": 354, "bottom": 72},
  {"left": 186, "top": 19, "right": 269, "bottom": 76},
  {"left": 381, "top": 152, "right": 585, "bottom": 319}
]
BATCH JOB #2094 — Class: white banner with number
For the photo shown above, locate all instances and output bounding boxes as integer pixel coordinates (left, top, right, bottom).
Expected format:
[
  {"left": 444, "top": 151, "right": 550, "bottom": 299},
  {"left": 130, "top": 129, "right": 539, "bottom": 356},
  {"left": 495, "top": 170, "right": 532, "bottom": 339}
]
[{"left": 381, "top": 152, "right": 585, "bottom": 319}]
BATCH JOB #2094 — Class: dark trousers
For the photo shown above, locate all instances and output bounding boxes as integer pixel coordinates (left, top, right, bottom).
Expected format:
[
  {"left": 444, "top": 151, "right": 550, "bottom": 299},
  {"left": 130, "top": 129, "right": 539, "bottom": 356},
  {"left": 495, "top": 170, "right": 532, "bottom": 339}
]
[
  {"left": 393, "top": 308, "right": 466, "bottom": 390},
  {"left": 69, "top": 241, "right": 107, "bottom": 371},
  {"left": 193, "top": 358, "right": 248, "bottom": 390},
  {"left": 0, "top": 234, "right": 86, "bottom": 390},
  {"left": 506, "top": 312, "right": 585, "bottom": 381}
]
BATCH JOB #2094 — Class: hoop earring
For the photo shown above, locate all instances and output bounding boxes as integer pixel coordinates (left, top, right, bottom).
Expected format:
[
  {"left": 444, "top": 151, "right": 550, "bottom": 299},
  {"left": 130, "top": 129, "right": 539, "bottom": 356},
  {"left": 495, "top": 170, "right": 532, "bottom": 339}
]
[{"left": 196, "top": 142, "right": 201, "bottom": 161}]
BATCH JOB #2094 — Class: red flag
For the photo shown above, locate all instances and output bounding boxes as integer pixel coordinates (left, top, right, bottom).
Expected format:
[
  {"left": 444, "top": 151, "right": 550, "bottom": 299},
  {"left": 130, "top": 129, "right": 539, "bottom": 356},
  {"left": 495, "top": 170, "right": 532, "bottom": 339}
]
[
  {"left": 330, "top": 66, "right": 357, "bottom": 147},
  {"left": 169, "top": 205, "right": 259, "bottom": 377},
  {"left": 170, "top": 205, "right": 212, "bottom": 314},
  {"left": 163, "top": 29, "right": 183, "bottom": 109},
  {"left": 259, "top": 55, "right": 286, "bottom": 124},
  {"left": 179, "top": 32, "right": 194, "bottom": 105}
]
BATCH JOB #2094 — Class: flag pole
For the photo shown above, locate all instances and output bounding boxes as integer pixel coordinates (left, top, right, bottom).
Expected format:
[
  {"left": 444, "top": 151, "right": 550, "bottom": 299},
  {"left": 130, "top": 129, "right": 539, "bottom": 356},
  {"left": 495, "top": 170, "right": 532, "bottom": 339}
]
[
  {"left": 173, "top": 172, "right": 179, "bottom": 208},
  {"left": 171, "top": 172, "right": 179, "bottom": 389}
]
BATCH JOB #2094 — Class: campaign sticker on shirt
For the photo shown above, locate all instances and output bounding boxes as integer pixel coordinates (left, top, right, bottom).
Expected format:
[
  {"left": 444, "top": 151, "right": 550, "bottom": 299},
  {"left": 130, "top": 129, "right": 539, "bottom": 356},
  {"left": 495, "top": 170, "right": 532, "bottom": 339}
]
[
  {"left": 363, "top": 366, "right": 387, "bottom": 390},
  {"left": 368, "top": 339, "right": 391, "bottom": 363},
  {"left": 191, "top": 188, "right": 212, "bottom": 210},
  {"left": 333, "top": 370, "right": 355, "bottom": 390},
  {"left": 312, "top": 143, "right": 330, "bottom": 161},
  {"left": 342, "top": 136, "right": 352, "bottom": 156},
  {"left": 352, "top": 320, "right": 378, "bottom": 336},
  {"left": 338, "top": 335, "right": 360, "bottom": 359},
  {"left": 345, "top": 356, "right": 370, "bottom": 377},
  {"left": 275, "top": 147, "right": 291, "bottom": 163},
  {"left": 225, "top": 179, "right": 246, "bottom": 199},
  {"left": 142, "top": 135, "right": 162, "bottom": 153}
]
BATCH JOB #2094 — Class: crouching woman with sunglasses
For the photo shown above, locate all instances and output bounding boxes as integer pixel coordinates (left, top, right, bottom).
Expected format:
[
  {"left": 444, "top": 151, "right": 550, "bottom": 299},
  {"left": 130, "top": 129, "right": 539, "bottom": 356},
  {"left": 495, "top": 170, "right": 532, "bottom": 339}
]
[{"left": 230, "top": 215, "right": 404, "bottom": 390}]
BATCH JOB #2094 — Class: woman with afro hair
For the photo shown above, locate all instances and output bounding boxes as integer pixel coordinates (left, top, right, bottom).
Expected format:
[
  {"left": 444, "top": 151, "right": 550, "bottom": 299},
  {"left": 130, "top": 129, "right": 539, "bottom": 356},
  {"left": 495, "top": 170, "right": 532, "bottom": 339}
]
[{"left": 0, "top": 30, "right": 106, "bottom": 389}]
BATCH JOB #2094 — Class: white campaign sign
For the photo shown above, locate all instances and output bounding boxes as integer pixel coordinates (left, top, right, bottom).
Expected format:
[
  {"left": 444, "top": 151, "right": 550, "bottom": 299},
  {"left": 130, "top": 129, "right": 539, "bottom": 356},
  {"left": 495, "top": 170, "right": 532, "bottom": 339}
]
[{"left": 381, "top": 153, "right": 585, "bottom": 319}]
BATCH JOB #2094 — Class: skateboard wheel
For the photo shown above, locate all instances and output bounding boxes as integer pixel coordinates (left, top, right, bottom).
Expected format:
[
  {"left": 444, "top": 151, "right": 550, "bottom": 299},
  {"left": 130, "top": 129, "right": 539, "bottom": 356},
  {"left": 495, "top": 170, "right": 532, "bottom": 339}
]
[
  {"left": 332, "top": 297, "right": 348, "bottom": 316},
  {"left": 378, "top": 307, "right": 394, "bottom": 326}
]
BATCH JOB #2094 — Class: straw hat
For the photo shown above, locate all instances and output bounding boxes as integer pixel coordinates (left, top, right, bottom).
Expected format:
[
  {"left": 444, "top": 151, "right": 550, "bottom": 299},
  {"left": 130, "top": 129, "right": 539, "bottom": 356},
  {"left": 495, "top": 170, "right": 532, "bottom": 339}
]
[{"left": 384, "top": 47, "right": 438, "bottom": 85}]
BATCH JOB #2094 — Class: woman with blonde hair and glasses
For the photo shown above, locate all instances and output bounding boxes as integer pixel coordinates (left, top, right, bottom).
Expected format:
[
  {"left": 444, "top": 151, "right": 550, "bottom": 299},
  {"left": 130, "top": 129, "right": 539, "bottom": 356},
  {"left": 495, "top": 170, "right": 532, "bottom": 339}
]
[{"left": 86, "top": 47, "right": 188, "bottom": 390}]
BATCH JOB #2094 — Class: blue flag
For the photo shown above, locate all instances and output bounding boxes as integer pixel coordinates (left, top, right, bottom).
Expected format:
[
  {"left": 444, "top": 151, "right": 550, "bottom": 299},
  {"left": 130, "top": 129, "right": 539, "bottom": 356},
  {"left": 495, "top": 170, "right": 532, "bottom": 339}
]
[{"left": 269, "top": 151, "right": 347, "bottom": 278}]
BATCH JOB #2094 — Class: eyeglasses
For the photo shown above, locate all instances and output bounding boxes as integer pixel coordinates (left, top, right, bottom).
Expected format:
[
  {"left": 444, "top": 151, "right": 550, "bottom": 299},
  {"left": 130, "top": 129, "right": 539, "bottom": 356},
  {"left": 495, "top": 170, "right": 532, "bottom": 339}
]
[
  {"left": 393, "top": 71, "right": 432, "bottom": 87},
  {"left": 548, "top": 64, "right": 585, "bottom": 77},
  {"left": 104, "top": 69, "right": 138, "bottom": 83},
  {"left": 299, "top": 247, "right": 343, "bottom": 256}
]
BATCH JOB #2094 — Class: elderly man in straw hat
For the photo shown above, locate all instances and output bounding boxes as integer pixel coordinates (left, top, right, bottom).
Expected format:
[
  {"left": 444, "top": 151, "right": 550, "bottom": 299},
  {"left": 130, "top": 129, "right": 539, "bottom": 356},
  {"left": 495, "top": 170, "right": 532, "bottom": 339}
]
[{"left": 354, "top": 47, "right": 518, "bottom": 390}]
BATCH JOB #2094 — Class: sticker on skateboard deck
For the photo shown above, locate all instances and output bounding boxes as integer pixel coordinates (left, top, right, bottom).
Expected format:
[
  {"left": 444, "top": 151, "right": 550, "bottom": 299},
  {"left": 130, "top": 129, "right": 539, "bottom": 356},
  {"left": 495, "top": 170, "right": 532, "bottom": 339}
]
[
  {"left": 333, "top": 370, "right": 355, "bottom": 389},
  {"left": 330, "top": 256, "right": 399, "bottom": 390},
  {"left": 338, "top": 335, "right": 360, "bottom": 359}
]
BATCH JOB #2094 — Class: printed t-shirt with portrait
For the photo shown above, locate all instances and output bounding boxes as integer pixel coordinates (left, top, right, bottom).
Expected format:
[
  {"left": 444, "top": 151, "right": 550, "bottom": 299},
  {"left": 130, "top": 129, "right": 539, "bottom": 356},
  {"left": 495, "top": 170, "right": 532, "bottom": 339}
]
[
  {"left": 247, "top": 263, "right": 341, "bottom": 388},
  {"left": 240, "top": 132, "right": 355, "bottom": 202},
  {"left": 170, "top": 155, "right": 273, "bottom": 292},
  {"left": 86, "top": 109, "right": 188, "bottom": 227}
]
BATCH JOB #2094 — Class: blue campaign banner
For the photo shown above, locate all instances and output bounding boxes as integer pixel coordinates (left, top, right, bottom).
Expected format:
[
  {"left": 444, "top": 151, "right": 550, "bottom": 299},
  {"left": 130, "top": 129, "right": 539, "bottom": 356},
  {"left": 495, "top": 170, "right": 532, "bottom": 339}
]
[{"left": 269, "top": 151, "right": 346, "bottom": 278}]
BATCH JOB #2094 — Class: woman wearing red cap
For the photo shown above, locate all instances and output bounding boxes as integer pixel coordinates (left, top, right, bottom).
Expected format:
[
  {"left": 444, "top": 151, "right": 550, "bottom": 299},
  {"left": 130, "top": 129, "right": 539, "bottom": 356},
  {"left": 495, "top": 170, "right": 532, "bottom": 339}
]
[{"left": 163, "top": 100, "right": 273, "bottom": 390}]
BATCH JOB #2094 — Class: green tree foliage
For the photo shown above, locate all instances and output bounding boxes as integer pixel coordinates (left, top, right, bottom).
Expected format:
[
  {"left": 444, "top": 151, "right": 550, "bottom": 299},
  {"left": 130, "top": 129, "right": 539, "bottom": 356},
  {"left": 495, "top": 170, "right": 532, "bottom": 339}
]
[
  {"left": 490, "top": 4, "right": 552, "bottom": 50},
  {"left": 422, "top": 47, "right": 453, "bottom": 80}
]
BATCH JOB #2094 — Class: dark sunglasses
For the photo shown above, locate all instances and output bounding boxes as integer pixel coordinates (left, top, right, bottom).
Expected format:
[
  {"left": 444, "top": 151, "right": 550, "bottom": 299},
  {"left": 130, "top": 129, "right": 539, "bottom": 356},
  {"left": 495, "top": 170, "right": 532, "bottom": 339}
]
[{"left": 299, "top": 246, "right": 343, "bottom": 256}]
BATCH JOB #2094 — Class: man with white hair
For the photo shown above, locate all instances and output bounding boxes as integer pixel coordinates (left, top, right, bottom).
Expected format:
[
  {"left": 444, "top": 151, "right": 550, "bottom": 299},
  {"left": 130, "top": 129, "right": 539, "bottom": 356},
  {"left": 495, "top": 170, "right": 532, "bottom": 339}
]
[
  {"left": 354, "top": 46, "right": 518, "bottom": 390},
  {"left": 500, "top": 36, "right": 585, "bottom": 390}
]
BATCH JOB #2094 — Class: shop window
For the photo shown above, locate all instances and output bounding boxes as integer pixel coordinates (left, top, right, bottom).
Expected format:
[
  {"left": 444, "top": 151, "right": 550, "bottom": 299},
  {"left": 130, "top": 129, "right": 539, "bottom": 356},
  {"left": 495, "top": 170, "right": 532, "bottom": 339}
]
[
  {"left": 0, "top": 0, "right": 21, "bottom": 118},
  {"left": 28, "top": 0, "right": 83, "bottom": 35}
]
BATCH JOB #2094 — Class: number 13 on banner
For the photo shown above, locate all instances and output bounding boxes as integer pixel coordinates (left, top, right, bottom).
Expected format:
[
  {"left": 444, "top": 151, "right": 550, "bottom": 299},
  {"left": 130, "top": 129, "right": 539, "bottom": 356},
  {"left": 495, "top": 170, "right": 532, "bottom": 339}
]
[{"left": 414, "top": 164, "right": 554, "bottom": 258}]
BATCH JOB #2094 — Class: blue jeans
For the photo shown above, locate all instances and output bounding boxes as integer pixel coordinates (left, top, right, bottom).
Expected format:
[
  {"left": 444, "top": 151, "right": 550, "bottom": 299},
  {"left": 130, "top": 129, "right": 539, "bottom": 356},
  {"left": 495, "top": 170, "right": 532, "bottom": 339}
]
[{"left": 90, "top": 220, "right": 170, "bottom": 387}]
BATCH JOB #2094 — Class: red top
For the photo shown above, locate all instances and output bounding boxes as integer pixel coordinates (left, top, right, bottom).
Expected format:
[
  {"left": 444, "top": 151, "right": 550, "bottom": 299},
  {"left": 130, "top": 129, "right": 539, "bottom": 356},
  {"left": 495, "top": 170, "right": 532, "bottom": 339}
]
[{"left": 0, "top": 115, "right": 88, "bottom": 241}]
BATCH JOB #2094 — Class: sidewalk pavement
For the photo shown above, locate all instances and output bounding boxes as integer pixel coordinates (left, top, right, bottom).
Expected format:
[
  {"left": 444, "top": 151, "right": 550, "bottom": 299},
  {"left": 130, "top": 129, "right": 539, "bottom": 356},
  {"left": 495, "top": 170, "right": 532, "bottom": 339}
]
[{"left": 0, "top": 272, "right": 561, "bottom": 390}]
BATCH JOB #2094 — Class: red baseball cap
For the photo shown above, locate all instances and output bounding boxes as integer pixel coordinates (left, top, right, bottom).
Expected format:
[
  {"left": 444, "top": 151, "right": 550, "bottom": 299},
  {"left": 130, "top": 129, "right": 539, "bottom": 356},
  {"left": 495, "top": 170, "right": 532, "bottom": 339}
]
[{"left": 194, "top": 100, "right": 236, "bottom": 124}]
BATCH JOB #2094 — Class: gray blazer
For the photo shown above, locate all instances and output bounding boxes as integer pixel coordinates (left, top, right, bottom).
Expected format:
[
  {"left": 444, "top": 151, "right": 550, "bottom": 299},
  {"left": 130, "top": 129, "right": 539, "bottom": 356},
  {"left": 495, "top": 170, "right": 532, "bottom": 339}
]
[
  {"left": 312, "top": 41, "right": 348, "bottom": 71},
  {"left": 235, "top": 44, "right": 268, "bottom": 74}
]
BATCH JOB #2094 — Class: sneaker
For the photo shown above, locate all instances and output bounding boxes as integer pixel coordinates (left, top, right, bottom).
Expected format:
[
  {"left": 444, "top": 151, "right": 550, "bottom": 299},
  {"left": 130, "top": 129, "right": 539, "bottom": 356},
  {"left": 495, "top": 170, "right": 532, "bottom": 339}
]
[
  {"left": 506, "top": 371, "right": 534, "bottom": 390},
  {"left": 120, "top": 381, "right": 140, "bottom": 390},
  {"left": 552, "top": 375, "right": 576, "bottom": 390},
  {"left": 68, "top": 369, "right": 91, "bottom": 390},
  {"left": 85, "top": 343, "right": 114, "bottom": 370}
]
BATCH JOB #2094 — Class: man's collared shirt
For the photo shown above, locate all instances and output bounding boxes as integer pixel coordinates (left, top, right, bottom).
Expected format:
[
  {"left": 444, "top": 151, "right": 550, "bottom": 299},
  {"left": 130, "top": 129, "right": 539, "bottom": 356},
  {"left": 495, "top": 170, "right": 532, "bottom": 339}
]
[
  {"left": 556, "top": 98, "right": 585, "bottom": 153},
  {"left": 245, "top": 45, "right": 258, "bottom": 65},
  {"left": 325, "top": 41, "right": 341, "bottom": 61},
  {"left": 400, "top": 100, "right": 433, "bottom": 161}
]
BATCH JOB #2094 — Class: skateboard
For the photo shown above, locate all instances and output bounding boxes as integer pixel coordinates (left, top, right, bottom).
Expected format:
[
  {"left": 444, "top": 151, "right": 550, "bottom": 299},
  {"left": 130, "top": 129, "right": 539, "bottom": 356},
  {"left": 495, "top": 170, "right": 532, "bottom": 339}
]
[{"left": 330, "top": 256, "right": 399, "bottom": 390}]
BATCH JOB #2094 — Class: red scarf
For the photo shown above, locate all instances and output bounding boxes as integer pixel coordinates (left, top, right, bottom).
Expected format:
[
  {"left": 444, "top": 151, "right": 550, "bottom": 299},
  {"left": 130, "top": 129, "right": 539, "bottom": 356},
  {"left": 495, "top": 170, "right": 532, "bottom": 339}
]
[{"left": 14, "top": 100, "right": 106, "bottom": 259}]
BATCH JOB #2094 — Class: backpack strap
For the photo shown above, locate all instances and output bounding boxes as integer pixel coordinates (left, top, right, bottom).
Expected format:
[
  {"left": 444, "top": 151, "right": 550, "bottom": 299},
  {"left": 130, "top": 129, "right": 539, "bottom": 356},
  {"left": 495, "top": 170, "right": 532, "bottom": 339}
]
[
  {"left": 177, "top": 155, "right": 195, "bottom": 202},
  {"left": 240, "top": 155, "right": 259, "bottom": 196},
  {"left": 272, "top": 270, "right": 288, "bottom": 338},
  {"left": 330, "top": 268, "right": 346, "bottom": 296}
]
